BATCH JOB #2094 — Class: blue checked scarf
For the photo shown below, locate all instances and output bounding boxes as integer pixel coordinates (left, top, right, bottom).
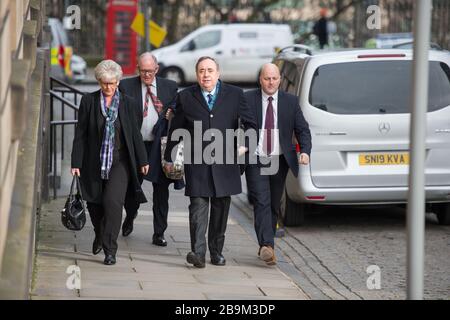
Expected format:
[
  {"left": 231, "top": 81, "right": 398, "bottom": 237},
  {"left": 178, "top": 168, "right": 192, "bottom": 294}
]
[{"left": 100, "top": 90, "right": 120, "bottom": 180}]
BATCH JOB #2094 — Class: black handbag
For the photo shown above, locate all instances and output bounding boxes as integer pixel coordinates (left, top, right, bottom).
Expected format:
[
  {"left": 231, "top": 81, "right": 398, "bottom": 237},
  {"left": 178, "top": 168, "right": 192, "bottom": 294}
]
[{"left": 61, "top": 175, "right": 86, "bottom": 231}]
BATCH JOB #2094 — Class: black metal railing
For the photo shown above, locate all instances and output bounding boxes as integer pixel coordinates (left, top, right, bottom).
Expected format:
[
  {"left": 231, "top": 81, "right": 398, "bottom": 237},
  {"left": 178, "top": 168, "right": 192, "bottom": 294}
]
[{"left": 49, "top": 77, "right": 85, "bottom": 199}]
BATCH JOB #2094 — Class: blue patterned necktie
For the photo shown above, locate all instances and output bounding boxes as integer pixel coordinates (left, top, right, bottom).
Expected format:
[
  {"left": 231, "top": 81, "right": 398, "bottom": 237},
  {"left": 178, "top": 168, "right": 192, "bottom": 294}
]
[{"left": 207, "top": 93, "right": 213, "bottom": 110}]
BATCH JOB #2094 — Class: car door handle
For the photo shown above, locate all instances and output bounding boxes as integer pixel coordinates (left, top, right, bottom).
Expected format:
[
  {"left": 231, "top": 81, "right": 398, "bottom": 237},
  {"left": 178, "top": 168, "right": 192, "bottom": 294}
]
[{"left": 215, "top": 50, "right": 223, "bottom": 55}]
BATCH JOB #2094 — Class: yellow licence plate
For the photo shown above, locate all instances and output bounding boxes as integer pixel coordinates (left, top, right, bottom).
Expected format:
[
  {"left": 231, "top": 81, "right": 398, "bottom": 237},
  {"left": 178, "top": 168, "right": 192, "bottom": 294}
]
[{"left": 359, "top": 153, "right": 409, "bottom": 166}]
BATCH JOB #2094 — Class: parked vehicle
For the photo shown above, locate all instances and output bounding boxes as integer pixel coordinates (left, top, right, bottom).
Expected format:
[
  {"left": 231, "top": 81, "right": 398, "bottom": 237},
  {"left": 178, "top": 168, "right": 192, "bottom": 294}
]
[
  {"left": 48, "top": 18, "right": 73, "bottom": 82},
  {"left": 376, "top": 32, "right": 413, "bottom": 48},
  {"left": 71, "top": 54, "right": 87, "bottom": 82},
  {"left": 273, "top": 46, "right": 450, "bottom": 226},
  {"left": 152, "top": 23, "right": 293, "bottom": 84},
  {"left": 392, "top": 41, "right": 443, "bottom": 50}
]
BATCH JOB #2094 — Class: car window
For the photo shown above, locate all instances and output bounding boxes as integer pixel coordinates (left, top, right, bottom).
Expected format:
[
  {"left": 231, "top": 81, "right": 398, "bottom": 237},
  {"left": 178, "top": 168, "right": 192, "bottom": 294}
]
[
  {"left": 280, "top": 61, "right": 299, "bottom": 95},
  {"left": 192, "top": 30, "right": 221, "bottom": 50},
  {"left": 309, "top": 60, "right": 450, "bottom": 114}
]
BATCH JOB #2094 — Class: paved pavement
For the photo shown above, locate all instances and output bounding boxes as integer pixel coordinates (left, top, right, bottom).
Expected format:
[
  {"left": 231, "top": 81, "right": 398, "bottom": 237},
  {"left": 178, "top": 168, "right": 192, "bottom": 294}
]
[{"left": 30, "top": 181, "right": 308, "bottom": 300}]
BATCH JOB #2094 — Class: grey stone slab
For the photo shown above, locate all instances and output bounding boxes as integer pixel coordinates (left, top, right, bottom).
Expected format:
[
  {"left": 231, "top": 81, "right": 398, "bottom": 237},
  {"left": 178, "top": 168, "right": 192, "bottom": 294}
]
[
  {"left": 259, "top": 287, "right": 308, "bottom": 299},
  {"left": 79, "top": 279, "right": 141, "bottom": 290},
  {"left": 31, "top": 287, "right": 79, "bottom": 298},
  {"left": 79, "top": 288, "right": 148, "bottom": 299},
  {"left": 140, "top": 281, "right": 264, "bottom": 296},
  {"left": 205, "top": 293, "right": 295, "bottom": 300}
]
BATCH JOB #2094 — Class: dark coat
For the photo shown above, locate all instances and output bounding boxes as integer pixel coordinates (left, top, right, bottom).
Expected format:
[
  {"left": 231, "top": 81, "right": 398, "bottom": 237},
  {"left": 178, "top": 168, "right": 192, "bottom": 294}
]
[
  {"left": 164, "top": 82, "right": 257, "bottom": 197},
  {"left": 119, "top": 76, "right": 184, "bottom": 188},
  {"left": 71, "top": 90, "right": 148, "bottom": 204},
  {"left": 244, "top": 89, "right": 312, "bottom": 177}
]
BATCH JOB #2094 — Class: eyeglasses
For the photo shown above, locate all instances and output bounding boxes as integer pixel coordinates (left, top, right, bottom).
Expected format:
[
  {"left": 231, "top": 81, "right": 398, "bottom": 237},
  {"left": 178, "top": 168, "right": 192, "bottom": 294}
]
[
  {"left": 99, "top": 81, "right": 118, "bottom": 87},
  {"left": 139, "top": 69, "right": 158, "bottom": 76}
]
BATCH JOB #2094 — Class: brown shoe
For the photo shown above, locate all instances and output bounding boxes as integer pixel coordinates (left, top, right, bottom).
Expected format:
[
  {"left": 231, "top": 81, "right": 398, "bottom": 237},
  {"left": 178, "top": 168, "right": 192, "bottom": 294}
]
[{"left": 259, "top": 246, "right": 276, "bottom": 265}]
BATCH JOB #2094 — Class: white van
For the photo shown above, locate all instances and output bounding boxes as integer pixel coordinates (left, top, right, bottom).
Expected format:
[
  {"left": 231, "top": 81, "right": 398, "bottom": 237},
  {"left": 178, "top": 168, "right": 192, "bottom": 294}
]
[{"left": 152, "top": 24, "right": 294, "bottom": 84}]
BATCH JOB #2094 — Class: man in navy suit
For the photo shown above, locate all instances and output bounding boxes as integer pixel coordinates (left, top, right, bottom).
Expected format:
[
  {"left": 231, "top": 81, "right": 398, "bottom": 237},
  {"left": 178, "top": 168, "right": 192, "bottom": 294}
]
[
  {"left": 245, "top": 63, "right": 311, "bottom": 265},
  {"left": 119, "top": 52, "right": 183, "bottom": 246}
]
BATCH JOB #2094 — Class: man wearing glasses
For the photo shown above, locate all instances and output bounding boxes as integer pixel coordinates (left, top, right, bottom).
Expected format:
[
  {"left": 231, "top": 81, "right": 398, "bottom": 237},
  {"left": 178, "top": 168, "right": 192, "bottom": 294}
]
[{"left": 119, "top": 52, "right": 184, "bottom": 246}]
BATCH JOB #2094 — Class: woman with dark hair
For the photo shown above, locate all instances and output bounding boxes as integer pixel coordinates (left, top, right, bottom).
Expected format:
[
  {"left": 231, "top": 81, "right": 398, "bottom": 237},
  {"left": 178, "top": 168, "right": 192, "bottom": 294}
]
[{"left": 71, "top": 59, "right": 149, "bottom": 265}]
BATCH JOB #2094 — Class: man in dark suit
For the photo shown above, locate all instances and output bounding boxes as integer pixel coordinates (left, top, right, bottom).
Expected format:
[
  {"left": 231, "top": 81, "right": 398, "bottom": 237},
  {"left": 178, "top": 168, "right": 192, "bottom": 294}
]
[
  {"left": 164, "top": 56, "right": 257, "bottom": 268},
  {"left": 245, "top": 63, "right": 311, "bottom": 265},
  {"left": 119, "top": 52, "right": 183, "bottom": 246}
]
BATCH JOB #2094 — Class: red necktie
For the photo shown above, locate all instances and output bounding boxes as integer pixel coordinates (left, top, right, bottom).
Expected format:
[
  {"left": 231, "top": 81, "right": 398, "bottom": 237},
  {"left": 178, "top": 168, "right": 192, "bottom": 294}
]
[
  {"left": 143, "top": 86, "right": 163, "bottom": 118},
  {"left": 143, "top": 86, "right": 151, "bottom": 118},
  {"left": 150, "top": 90, "right": 163, "bottom": 114},
  {"left": 263, "top": 96, "right": 274, "bottom": 155}
]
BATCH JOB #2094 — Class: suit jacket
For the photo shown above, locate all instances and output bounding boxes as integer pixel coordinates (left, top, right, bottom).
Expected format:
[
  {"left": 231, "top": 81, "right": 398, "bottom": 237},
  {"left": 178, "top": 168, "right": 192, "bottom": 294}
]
[
  {"left": 71, "top": 90, "right": 148, "bottom": 204},
  {"left": 119, "top": 76, "right": 183, "bottom": 187},
  {"left": 119, "top": 76, "right": 177, "bottom": 129},
  {"left": 164, "top": 82, "right": 257, "bottom": 197},
  {"left": 244, "top": 89, "right": 312, "bottom": 177}
]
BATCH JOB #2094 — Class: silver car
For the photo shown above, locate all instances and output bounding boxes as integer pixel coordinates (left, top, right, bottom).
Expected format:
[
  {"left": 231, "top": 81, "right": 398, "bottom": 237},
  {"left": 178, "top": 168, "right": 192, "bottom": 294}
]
[{"left": 273, "top": 47, "right": 450, "bottom": 226}]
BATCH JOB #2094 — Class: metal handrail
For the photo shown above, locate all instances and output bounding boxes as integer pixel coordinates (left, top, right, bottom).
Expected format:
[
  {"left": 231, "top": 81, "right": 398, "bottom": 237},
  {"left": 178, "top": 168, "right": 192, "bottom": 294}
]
[
  {"left": 50, "top": 77, "right": 85, "bottom": 95},
  {"left": 49, "top": 77, "right": 85, "bottom": 199},
  {"left": 49, "top": 90, "right": 79, "bottom": 111}
]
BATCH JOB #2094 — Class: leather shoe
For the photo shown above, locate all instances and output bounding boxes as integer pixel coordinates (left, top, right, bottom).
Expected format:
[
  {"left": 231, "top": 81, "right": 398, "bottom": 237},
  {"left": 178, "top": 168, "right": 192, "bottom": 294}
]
[
  {"left": 186, "top": 252, "right": 205, "bottom": 268},
  {"left": 259, "top": 245, "right": 276, "bottom": 266},
  {"left": 92, "top": 236, "right": 102, "bottom": 255},
  {"left": 104, "top": 254, "right": 116, "bottom": 265},
  {"left": 121, "top": 217, "right": 134, "bottom": 237},
  {"left": 210, "top": 254, "right": 226, "bottom": 266},
  {"left": 152, "top": 235, "right": 167, "bottom": 247}
]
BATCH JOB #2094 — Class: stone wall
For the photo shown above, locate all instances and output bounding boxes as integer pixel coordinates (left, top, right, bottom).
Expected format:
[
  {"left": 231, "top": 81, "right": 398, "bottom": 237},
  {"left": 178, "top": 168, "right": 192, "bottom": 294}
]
[{"left": 0, "top": 0, "right": 48, "bottom": 299}]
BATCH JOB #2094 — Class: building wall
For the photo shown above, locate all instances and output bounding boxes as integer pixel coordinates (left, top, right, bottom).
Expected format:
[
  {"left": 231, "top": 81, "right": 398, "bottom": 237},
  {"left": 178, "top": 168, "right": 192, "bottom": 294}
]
[{"left": 0, "top": 0, "right": 30, "bottom": 270}]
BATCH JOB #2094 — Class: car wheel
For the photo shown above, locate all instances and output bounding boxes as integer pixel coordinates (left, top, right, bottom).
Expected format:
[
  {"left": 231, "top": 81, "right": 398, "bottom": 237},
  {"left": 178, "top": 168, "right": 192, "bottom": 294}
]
[
  {"left": 433, "top": 203, "right": 450, "bottom": 225},
  {"left": 161, "top": 67, "right": 185, "bottom": 85},
  {"left": 280, "top": 188, "right": 306, "bottom": 226}
]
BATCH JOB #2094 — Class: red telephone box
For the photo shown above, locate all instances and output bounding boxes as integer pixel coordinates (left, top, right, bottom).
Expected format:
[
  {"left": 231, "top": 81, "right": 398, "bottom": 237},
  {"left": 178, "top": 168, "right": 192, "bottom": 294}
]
[{"left": 105, "top": 0, "right": 138, "bottom": 75}]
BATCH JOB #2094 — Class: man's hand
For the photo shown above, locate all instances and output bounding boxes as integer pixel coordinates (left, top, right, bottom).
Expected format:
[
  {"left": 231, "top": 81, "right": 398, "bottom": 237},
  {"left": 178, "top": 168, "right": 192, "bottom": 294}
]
[
  {"left": 299, "top": 153, "right": 310, "bottom": 165},
  {"left": 238, "top": 146, "right": 248, "bottom": 157},
  {"left": 165, "top": 108, "right": 173, "bottom": 120},
  {"left": 141, "top": 165, "right": 150, "bottom": 175},
  {"left": 164, "top": 162, "right": 174, "bottom": 173},
  {"left": 71, "top": 168, "right": 80, "bottom": 176}
]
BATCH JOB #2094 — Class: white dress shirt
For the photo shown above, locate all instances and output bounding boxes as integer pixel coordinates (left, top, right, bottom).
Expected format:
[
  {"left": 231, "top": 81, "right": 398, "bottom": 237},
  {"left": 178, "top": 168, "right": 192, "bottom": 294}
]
[
  {"left": 256, "top": 90, "right": 281, "bottom": 156},
  {"left": 201, "top": 85, "right": 217, "bottom": 106},
  {"left": 140, "top": 79, "right": 159, "bottom": 142}
]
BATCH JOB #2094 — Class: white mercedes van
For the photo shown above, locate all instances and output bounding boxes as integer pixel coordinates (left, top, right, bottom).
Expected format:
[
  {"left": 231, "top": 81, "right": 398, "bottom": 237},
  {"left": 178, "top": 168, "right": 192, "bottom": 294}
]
[{"left": 152, "top": 23, "right": 293, "bottom": 84}]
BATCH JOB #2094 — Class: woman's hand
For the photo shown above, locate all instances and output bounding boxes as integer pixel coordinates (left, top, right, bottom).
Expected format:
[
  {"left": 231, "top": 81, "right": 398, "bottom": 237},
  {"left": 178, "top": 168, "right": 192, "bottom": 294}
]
[
  {"left": 71, "top": 168, "right": 80, "bottom": 176},
  {"left": 141, "top": 165, "right": 150, "bottom": 175}
]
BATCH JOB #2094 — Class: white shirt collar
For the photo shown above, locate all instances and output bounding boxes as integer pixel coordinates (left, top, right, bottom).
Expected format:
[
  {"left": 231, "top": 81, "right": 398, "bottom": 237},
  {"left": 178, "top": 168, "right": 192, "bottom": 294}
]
[
  {"left": 142, "top": 78, "right": 157, "bottom": 90},
  {"left": 202, "top": 85, "right": 217, "bottom": 98},
  {"left": 262, "top": 90, "right": 278, "bottom": 101}
]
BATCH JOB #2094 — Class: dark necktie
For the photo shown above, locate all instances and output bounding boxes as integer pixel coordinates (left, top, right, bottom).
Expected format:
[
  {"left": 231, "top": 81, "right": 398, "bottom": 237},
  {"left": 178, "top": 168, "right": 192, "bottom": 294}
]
[
  {"left": 263, "top": 96, "right": 274, "bottom": 155},
  {"left": 207, "top": 93, "right": 213, "bottom": 110}
]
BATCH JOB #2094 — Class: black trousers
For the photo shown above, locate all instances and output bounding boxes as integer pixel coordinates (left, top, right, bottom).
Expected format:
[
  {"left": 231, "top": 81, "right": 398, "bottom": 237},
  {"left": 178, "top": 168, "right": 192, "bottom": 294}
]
[
  {"left": 245, "top": 155, "right": 289, "bottom": 248},
  {"left": 188, "top": 196, "right": 231, "bottom": 258},
  {"left": 124, "top": 141, "right": 171, "bottom": 237},
  {"left": 87, "top": 155, "right": 130, "bottom": 256}
]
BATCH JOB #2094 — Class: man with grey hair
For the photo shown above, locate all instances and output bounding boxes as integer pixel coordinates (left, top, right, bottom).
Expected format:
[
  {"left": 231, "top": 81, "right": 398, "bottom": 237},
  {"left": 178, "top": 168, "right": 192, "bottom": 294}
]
[
  {"left": 119, "top": 52, "right": 183, "bottom": 246},
  {"left": 164, "top": 56, "right": 257, "bottom": 268}
]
